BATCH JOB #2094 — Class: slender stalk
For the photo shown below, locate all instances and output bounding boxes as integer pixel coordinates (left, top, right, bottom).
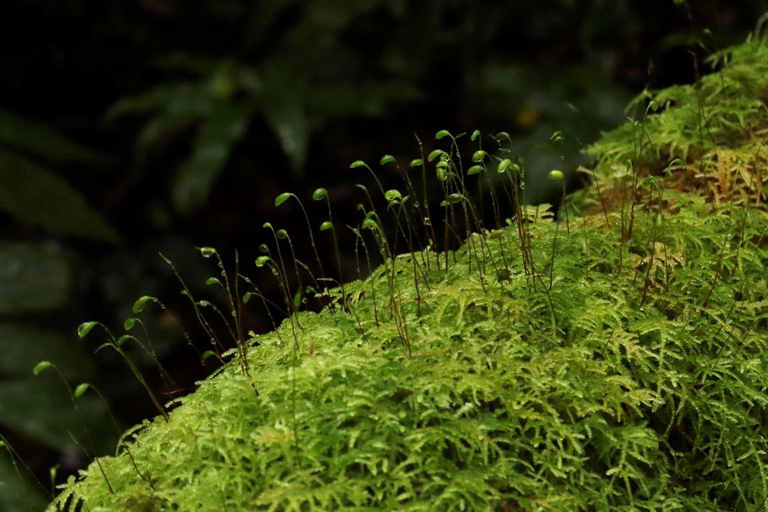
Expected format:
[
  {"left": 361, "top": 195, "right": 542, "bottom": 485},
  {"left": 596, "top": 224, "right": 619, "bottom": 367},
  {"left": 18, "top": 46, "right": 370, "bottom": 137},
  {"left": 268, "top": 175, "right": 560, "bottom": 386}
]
[
  {"left": 78, "top": 322, "right": 168, "bottom": 422},
  {"left": 275, "top": 193, "right": 335, "bottom": 312},
  {"left": 314, "top": 189, "right": 348, "bottom": 311},
  {"left": 77, "top": 383, "right": 153, "bottom": 488},
  {"left": 33, "top": 362, "right": 115, "bottom": 493}
]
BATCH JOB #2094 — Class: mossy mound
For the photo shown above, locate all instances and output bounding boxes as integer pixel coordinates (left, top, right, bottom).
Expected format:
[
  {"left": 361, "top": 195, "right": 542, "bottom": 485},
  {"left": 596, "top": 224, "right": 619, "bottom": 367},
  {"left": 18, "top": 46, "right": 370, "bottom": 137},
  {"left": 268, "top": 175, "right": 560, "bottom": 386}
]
[{"left": 51, "top": 37, "right": 768, "bottom": 511}]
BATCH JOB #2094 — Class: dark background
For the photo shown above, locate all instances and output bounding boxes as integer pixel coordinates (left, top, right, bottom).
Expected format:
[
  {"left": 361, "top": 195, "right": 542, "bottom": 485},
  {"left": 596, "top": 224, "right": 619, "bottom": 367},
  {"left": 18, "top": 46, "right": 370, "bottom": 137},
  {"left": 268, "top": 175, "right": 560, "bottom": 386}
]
[{"left": 0, "top": 1, "right": 763, "bottom": 509}]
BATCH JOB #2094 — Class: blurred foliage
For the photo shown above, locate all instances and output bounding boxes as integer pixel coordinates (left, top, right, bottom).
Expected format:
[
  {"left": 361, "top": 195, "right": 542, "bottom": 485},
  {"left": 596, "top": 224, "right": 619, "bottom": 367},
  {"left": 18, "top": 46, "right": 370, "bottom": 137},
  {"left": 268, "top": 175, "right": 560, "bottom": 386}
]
[
  {"left": 0, "top": 0, "right": 762, "bottom": 509},
  {"left": 0, "top": 98, "right": 124, "bottom": 512},
  {"left": 0, "top": 113, "right": 118, "bottom": 242},
  {"left": 0, "top": 455, "right": 47, "bottom": 512},
  {"left": 104, "top": 1, "right": 424, "bottom": 213},
  {"left": 0, "top": 243, "right": 116, "bottom": 512}
]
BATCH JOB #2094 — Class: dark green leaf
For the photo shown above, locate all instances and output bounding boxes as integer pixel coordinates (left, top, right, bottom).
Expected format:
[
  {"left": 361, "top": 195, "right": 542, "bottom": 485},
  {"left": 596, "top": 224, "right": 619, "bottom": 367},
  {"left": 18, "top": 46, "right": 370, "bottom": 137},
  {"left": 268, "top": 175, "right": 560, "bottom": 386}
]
[
  {"left": 261, "top": 68, "right": 308, "bottom": 178},
  {"left": 242, "top": 0, "right": 294, "bottom": 48},
  {"left": 306, "top": 82, "right": 421, "bottom": 119},
  {"left": 0, "top": 323, "right": 93, "bottom": 379},
  {"left": 137, "top": 111, "right": 200, "bottom": 150},
  {"left": 171, "top": 103, "right": 251, "bottom": 214},
  {"left": 152, "top": 54, "right": 220, "bottom": 75},
  {"left": 0, "top": 109, "right": 101, "bottom": 164},
  {"left": 106, "top": 83, "right": 214, "bottom": 120},
  {"left": 0, "top": 378, "right": 115, "bottom": 453},
  {"left": 0, "top": 150, "right": 119, "bottom": 242},
  {"left": 0, "top": 242, "right": 72, "bottom": 315},
  {"left": 0, "top": 455, "right": 48, "bottom": 512}
]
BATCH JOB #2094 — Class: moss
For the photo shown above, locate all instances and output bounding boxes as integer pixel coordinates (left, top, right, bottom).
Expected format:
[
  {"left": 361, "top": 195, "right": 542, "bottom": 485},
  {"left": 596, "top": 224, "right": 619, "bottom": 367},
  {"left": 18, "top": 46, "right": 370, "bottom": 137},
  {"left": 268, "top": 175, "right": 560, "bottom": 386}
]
[{"left": 50, "top": 36, "right": 768, "bottom": 511}]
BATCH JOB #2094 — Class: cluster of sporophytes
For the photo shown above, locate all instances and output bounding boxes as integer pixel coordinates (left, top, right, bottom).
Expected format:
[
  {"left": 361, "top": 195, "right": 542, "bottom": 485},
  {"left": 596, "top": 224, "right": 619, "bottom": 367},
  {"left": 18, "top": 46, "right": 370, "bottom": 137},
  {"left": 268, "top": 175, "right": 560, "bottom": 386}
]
[{"left": 7, "top": 34, "right": 767, "bottom": 511}]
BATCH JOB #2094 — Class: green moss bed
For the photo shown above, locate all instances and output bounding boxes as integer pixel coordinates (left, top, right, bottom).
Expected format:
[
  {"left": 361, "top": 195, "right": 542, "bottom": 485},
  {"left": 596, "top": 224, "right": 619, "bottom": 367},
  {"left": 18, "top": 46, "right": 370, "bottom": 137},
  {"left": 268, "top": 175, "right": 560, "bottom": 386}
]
[{"left": 49, "top": 36, "right": 768, "bottom": 511}]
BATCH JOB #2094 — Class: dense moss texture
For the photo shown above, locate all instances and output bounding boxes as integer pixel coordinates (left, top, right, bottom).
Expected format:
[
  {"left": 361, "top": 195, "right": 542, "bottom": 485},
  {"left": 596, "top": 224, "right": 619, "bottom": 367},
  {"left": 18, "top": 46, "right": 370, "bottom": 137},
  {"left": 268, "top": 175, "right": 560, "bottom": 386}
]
[{"left": 50, "top": 36, "right": 768, "bottom": 511}]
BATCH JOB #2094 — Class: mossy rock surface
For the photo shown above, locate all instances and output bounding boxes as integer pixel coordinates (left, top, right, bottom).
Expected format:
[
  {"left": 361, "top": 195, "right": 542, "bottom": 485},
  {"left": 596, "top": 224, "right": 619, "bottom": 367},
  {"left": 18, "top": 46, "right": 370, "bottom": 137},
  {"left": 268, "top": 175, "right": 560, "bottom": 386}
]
[{"left": 51, "top": 37, "right": 768, "bottom": 511}]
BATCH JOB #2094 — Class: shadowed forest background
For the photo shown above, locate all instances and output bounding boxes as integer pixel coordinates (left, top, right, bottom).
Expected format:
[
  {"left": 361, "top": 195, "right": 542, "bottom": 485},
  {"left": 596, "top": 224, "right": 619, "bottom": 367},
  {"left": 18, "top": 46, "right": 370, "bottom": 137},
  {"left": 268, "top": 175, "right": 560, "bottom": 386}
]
[{"left": 0, "top": 1, "right": 764, "bottom": 509}]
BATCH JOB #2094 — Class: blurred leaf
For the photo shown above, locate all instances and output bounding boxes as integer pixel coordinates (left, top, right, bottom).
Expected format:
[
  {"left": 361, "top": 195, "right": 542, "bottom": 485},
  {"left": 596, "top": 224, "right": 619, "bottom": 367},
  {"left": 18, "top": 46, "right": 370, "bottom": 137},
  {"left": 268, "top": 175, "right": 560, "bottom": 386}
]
[
  {"left": 0, "top": 150, "right": 120, "bottom": 242},
  {"left": 171, "top": 102, "right": 251, "bottom": 213},
  {"left": 0, "top": 323, "right": 94, "bottom": 379},
  {"left": 0, "top": 242, "right": 72, "bottom": 316},
  {"left": 234, "top": 65, "right": 262, "bottom": 94},
  {"left": 138, "top": 111, "right": 200, "bottom": 150},
  {"left": 208, "top": 64, "right": 237, "bottom": 101},
  {"left": 656, "top": 31, "right": 699, "bottom": 52},
  {"left": 0, "top": 377, "right": 115, "bottom": 453},
  {"left": 261, "top": 66, "right": 308, "bottom": 177},
  {"left": 307, "top": 82, "right": 422, "bottom": 118},
  {"left": 0, "top": 455, "right": 48, "bottom": 512},
  {"left": 243, "top": 0, "right": 296, "bottom": 48},
  {"left": 106, "top": 83, "right": 214, "bottom": 121},
  {"left": 106, "top": 85, "right": 174, "bottom": 120},
  {"left": 288, "top": 0, "right": 386, "bottom": 57},
  {"left": 263, "top": 95, "right": 307, "bottom": 177},
  {"left": 153, "top": 53, "right": 221, "bottom": 75},
  {"left": 0, "top": 109, "right": 100, "bottom": 164}
]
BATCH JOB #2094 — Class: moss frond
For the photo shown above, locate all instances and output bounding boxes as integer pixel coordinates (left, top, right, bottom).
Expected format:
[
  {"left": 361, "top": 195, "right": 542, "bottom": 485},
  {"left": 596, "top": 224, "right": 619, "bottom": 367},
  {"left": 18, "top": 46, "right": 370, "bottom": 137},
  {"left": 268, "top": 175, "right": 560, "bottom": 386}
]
[{"left": 48, "top": 36, "right": 768, "bottom": 511}]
